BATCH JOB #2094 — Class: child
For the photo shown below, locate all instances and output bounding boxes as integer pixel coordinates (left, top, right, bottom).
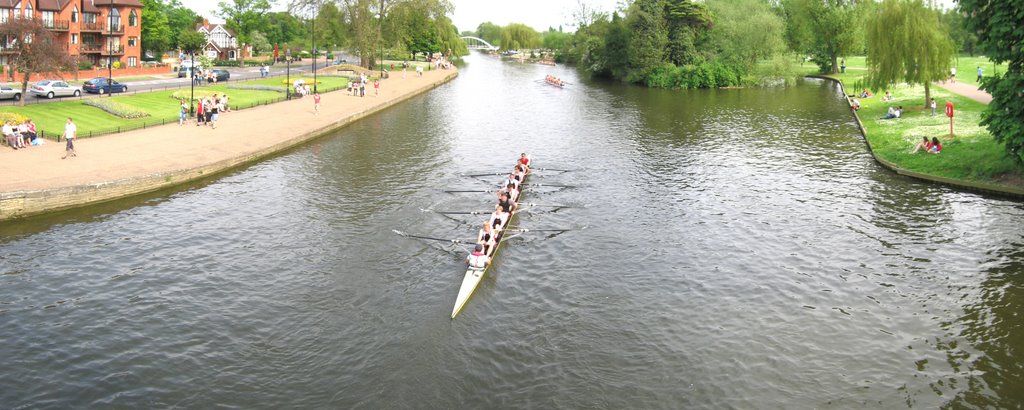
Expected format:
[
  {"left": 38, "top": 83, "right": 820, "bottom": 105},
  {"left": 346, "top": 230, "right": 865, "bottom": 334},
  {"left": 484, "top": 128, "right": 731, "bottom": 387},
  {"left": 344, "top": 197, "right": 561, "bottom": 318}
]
[
  {"left": 314, "top": 92, "right": 321, "bottom": 115},
  {"left": 374, "top": 79, "right": 380, "bottom": 97}
]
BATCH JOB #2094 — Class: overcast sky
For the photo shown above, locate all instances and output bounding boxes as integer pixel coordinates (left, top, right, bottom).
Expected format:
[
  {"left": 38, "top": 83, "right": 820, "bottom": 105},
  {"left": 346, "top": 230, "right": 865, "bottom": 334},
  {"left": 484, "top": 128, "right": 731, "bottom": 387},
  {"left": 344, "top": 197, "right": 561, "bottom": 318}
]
[
  {"left": 179, "top": 0, "right": 953, "bottom": 33},
  {"left": 178, "top": 0, "right": 622, "bottom": 32}
]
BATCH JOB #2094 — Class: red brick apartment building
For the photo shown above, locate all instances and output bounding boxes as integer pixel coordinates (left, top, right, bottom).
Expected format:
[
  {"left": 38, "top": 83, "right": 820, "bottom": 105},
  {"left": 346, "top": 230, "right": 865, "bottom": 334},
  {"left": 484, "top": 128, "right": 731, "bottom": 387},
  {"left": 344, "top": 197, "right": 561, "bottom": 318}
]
[{"left": 0, "top": 0, "right": 143, "bottom": 69}]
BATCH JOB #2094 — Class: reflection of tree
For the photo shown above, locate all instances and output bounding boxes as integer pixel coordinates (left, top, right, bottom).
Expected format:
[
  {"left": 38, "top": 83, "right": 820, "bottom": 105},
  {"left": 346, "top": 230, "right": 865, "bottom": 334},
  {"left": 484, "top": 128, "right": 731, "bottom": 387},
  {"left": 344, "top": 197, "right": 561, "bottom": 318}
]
[{"left": 945, "top": 233, "right": 1024, "bottom": 406}]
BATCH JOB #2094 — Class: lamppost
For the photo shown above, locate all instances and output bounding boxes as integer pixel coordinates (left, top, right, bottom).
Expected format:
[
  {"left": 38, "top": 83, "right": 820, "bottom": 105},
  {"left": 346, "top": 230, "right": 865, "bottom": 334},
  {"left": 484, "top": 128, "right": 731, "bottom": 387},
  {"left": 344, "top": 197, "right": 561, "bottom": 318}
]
[
  {"left": 311, "top": 6, "right": 317, "bottom": 93},
  {"left": 379, "top": 0, "right": 384, "bottom": 79},
  {"left": 107, "top": 0, "right": 114, "bottom": 97},
  {"left": 286, "top": 48, "right": 291, "bottom": 99},
  {"left": 189, "top": 50, "right": 195, "bottom": 116}
]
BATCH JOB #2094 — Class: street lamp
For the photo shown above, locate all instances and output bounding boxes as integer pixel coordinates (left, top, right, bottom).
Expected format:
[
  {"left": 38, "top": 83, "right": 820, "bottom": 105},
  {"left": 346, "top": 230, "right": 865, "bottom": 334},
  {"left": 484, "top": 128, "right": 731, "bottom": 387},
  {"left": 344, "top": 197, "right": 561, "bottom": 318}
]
[
  {"left": 107, "top": 0, "right": 113, "bottom": 97},
  {"left": 311, "top": 5, "right": 317, "bottom": 93},
  {"left": 189, "top": 50, "right": 195, "bottom": 116},
  {"left": 379, "top": 0, "right": 384, "bottom": 79},
  {"left": 286, "top": 48, "right": 291, "bottom": 99}
]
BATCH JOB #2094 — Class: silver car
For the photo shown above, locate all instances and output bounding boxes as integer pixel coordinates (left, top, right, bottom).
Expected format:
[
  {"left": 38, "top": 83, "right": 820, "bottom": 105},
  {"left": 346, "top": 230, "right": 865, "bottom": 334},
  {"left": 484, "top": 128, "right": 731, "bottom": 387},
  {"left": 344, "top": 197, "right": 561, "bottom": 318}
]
[
  {"left": 0, "top": 84, "right": 22, "bottom": 101},
  {"left": 30, "top": 80, "right": 82, "bottom": 99}
]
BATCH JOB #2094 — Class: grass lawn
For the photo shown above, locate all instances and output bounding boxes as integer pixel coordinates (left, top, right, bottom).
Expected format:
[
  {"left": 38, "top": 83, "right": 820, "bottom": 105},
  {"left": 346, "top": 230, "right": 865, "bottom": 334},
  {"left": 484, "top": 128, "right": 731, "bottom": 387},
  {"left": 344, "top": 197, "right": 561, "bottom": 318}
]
[
  {"left": 803, "top": 56, "right": 1023, "bottom": 189},
  {"left": 244, "top": 75, "right": 350, "bottom": 90}
]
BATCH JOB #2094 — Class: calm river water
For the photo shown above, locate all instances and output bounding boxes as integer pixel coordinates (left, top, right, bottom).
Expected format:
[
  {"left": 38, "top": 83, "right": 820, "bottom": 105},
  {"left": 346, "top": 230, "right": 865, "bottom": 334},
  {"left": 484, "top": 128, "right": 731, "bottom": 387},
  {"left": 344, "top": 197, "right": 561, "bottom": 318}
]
[{"left": 2, "top": 52, "right": 1022, "bottom": 408}]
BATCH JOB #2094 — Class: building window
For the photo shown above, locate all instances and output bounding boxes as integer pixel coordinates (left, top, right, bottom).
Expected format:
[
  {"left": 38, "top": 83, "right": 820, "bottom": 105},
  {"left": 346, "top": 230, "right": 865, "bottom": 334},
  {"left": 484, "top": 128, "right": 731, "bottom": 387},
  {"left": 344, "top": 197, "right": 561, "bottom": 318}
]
[
  {"left": 108, "top": 8, "right": 120, "bottom": 30},
  {"left": 0, "top": 9, "right": 9, "bottom": 24},
  {"left": 128, "top": 10, "right": 137, "bottom": 26},
  {"left": 71, "top": 34, "right": 78, "bottom": 44},
  {"left": 128, "top": 37, "right": 137, "bottom": 47},
  {"left": 84, "top": 13, "right": 95, "bottom": 24},
  {"left": 128, "top": 56, "right": 137, "bottom": 67},
  {"left": 72, "top": 6, "right": 78, "bottom": 22},
  {"left": 228, "top": 50, "right": 236, "bottom": 60},
  {"left": 24, "top": 3, "right": 32, "bottom": 19},
  {"left": 42, "top": 11, "right": 54, "bottom": 26}
]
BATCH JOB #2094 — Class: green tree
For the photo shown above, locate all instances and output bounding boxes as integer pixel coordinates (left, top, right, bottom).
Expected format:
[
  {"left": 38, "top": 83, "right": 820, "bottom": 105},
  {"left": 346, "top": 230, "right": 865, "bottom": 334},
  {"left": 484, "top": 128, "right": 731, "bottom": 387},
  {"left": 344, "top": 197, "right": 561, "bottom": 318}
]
[
  {"left": 603, "top": 12, "right": 631, "bottom": 79},
  {"left": 167, "top": 0, "right": 201, "bottom": 48},
  {"left": 865, "top": 0, "right": 954, "bottom": 107},
  {"left": 624, "top": 0, "right": 667, "bottom": 82},
  {"left": 264, "top": 11, "right": 307, "bottom": 47},
  {"left": 940, "top": 8, "right": 977, "bottom": 56},
  {"left": 315, "top": 2, "right": 348, "bottom": 51},
  {"left": 500, "top": 23, "right": 540, "bottom": 51},
  {"left": 959, "top": 0, "right": 1024, "bottom": 162},
  {"left": 663, "top": 0, "right": 713, "bottom": 66},
  {"left": 779, "top": 0, "right": 861, "bottom": 74},
  {"left": 475, "top": 22, "right": 502, "bottom": 46},
  {"left": 706, "top": 0, "right": 786, "bottom": 71},
  {"left": 217, "top": 0, "right": 274, "bottom": 44},
  {"left": 542, "top": 29, "right": 572, "bottom": 50},
  {"left": 178, "top": 30, "right": 208, "bottom": 56},
  {"left": 140, "top": 0, "right": 173, "bottom": 56},
  {"left": 250, "top": 31, "right": 272, "bottom": 55}
]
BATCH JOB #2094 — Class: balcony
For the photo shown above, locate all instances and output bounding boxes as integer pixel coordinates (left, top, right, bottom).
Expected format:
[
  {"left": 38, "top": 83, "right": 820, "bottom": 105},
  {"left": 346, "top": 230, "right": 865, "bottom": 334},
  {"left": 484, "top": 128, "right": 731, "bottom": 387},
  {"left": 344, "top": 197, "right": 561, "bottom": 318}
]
[
  {"left": 104, "top": 24, "right": 124, "bottom": 35},
  {"left": 80, "top": 43, "right": 102, "bottom": 53},
  {"left": 80, "top": 22, "right": 104, "bottom": 32},
  {"left": 42, "top": 19, "right": 70, "bottom": 31},
  {"left": 100, "top": 45, "right": 124, "bottom": 55}
]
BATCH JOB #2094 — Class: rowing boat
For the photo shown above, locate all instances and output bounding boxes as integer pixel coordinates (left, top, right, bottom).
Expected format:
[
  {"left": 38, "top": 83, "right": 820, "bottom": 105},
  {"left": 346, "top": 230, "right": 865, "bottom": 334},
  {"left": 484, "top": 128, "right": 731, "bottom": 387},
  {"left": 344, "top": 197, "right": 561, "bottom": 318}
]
[{"left": 451, "top": 156, "right": 530, "bottom": 318}]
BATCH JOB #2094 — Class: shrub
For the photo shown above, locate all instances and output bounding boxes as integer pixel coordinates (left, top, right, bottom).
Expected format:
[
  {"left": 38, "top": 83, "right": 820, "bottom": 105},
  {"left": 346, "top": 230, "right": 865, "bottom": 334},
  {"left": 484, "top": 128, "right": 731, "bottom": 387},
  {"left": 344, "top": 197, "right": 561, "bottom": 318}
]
[
  {"left": 0, "top": 112, "right": 29, "bottom": 124},
  {"left": 77, "top": 59, "right": 94, "bottom": 70},
  {"left": 227, "top": 85, "right": 286, "bottom": 92},
  {"left": 84, "top": 98, "right": 150, "bottom": 119},
  {"left": 112, "top": 61, "right": 122, "bottom": 69},
  {"left": 212, "top": 60, "right": 241, "bottom": 67}
]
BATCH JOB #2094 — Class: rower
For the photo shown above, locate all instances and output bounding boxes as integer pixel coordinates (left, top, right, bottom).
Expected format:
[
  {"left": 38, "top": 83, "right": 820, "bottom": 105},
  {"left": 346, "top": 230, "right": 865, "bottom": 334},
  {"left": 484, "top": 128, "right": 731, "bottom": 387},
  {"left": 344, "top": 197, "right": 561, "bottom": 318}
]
[
  {"left": 506, "top": 173, "right": 521, "bottom": 192},
  {"left": 477, "top": 220, "right": 497, "bottom": 254},
  {"left": 466, "top": 244, "right": 490, "bottom": 269},
  {"left": 504, "top": 182, "right": 520, "bottom": 205},
  {"left": 490, "top": 204, "right": 509, "bottom": 230},
  {"left": 518, "top": 153, "right": 530, "bottom": 169},
  {"left": 497, "top": 188, "right": 517, "bottom": 213}
]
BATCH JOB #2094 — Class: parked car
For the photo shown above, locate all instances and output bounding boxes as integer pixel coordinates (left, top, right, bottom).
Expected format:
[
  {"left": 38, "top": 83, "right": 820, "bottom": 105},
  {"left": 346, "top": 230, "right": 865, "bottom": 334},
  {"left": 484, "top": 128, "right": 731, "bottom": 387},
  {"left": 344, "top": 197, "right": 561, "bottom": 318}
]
[
  {"left": 210, "top": 69, "right": 230, "bottom": 82},
  {"left": 0, "top": 84, "right": 22, "bottom": 101},
  {"left": 82, "top": 77, "right": 128, "bottom": 94},
  {"left": 30, "top": 80, "right": 81, "bottom": 99},
  {"left": 177, "top": 61, "right": 202, "bottom": 78}
]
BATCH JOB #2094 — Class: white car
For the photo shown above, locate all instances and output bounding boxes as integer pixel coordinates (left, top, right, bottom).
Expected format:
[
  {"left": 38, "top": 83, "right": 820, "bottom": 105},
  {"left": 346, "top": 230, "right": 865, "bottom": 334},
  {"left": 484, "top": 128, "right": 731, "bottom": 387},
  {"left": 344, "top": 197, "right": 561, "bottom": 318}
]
[
  {"left": 30, "top": 80, "right": 82, "bottom": 99},
  {"left": 0, "top": 84, "right": 22, "bottom": 101}
]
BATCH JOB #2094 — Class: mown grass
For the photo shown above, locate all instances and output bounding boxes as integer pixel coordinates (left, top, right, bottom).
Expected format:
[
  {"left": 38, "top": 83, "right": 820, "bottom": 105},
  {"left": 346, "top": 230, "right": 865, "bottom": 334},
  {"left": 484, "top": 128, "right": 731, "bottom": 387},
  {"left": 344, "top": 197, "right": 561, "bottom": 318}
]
[
  {"left": 0, "top": 76, "right": 348, "bottom": 138},
  {"left": 802, "top": 56, "right": 1023, "bottom": 188}
]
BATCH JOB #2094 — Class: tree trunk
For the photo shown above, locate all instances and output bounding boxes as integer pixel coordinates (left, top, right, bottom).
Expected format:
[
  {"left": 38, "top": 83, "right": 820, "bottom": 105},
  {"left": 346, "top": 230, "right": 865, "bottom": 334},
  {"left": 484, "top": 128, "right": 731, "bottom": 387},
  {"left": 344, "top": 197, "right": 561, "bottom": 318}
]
[
  {"left": 830, "top": 53, "right": 838, "bottom": 74},
  {"left": 19, "top": 71, "right": 31, "bottom": 107},
  {"left": 924, "top": 81, "right": 931, "bottom": 109}
]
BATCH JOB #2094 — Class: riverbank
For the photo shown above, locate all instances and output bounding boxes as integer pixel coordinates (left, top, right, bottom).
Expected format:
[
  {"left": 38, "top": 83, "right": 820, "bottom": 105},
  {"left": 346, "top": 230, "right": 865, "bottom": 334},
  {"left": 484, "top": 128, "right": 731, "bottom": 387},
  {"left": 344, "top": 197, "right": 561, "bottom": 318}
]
[
  {"left": 0, "top": 68, "right": 458, "bottom": 220},
  {"left": 805, "top": 61, "right": 1024, "bottom": 198}
]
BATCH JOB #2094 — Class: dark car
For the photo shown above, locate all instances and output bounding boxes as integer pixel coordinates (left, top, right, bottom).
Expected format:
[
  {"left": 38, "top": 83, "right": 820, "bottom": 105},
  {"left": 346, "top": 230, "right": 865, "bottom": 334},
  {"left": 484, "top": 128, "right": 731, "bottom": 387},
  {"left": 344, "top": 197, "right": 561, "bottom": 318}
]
[
  {"left": 209, "top": 69, "right": 230, "bottom": 82},
  {"left": 82, "top": 77, "right": 128, "bottom": 94}
]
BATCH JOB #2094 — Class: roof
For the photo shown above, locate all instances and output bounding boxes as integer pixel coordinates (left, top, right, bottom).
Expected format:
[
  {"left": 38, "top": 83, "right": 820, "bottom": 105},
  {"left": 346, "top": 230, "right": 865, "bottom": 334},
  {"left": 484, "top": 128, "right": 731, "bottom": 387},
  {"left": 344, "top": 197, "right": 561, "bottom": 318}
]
[
  {"left": 36, "top": 0, "right": 72, "bottom": 12},
  {"left": 0, "top": 0, "right": 20, "bottom": 8},
  {"left": 195, "top": 22, "right": 237, "bottom": 38}
]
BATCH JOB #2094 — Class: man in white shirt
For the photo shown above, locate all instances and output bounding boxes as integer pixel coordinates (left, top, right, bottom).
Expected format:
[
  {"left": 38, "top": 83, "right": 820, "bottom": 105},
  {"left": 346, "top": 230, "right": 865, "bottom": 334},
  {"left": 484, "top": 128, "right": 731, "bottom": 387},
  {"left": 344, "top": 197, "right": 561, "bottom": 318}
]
[{"left": 61, "top": 117, "right": 77, "bottom": 159}]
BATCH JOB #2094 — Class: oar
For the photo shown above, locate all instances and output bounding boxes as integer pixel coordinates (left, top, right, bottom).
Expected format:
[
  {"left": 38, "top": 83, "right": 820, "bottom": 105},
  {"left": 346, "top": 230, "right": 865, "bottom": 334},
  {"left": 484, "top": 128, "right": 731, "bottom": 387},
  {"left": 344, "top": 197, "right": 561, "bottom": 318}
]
[
  {"left": 505, "top": 228, "right": 579, "bottom": 233},
  {"left": 526, "top": 183, "right": 580, "bottom": 188},
  {"left": 524, "top": 202, "right": 587, "bottom": 208},
  {"left": 535, "top": 167, "right": 573, "bottom": 172},
  {"left": 393, "top": 230, "right": 473, "bottom": 244},
  {"left": 462, "top": 172, "right": 506, "bottom": 177},
  {"left": 443, "top": 189, "right": 495, "bottom": 194},
  {"left": 421, "top": 208, "right": 487, "bottom": 215}
]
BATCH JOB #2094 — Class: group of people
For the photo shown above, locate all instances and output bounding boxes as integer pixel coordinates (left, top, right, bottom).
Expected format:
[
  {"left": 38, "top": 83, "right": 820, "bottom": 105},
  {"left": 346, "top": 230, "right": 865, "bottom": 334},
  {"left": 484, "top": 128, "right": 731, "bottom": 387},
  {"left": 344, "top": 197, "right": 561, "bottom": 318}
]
[
  {"left": 258, "top": 65, "right": 272, "bottom": 78},
  {"left": 347, "top": 73, "right": 380, "bottom": 97},
  {"left": 179, "top": 93, "right": 228, "bottom": 129},
  {"left": 911, "top": 136, "right": 942, "bottom": 154},
  {"left": 467, "top": 153, "right": 532, "bottom": 269},
  {"left": 545, "top": 75, "right": 565, "bottom": 87},
  {"left": 2, "top": 119, "right": 40, "bottom": 149},
  {"left": 881, "top": 105, "right": 903, "bottom": 119},
  {"left": 191, "top": 69, "right": 220, "bottom": 86}
]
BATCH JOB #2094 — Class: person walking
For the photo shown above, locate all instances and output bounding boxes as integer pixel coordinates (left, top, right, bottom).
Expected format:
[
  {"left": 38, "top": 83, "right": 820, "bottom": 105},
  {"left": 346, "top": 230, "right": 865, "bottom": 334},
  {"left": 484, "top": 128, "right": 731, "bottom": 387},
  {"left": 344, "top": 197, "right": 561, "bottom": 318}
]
[
  {"left": 977, "top": 66, "right": 983, "bottom": 83},
  {"left": 374, "top": 79, "right": 380, "bottom": 97},
  {"left": 61, "top": 117, "right": 77, "bottom": 159},
  {"left": 930, "top": 98, "right": 937, "bottom": 116},
  {"left": 196, "top": 98, "right": 205, "bottom": 126},
  {"left": 179, "top": 99, "right": 188, "bottom": 125},
  {"left": 313, "top": 92, "right": 321, "bottom": 115}
]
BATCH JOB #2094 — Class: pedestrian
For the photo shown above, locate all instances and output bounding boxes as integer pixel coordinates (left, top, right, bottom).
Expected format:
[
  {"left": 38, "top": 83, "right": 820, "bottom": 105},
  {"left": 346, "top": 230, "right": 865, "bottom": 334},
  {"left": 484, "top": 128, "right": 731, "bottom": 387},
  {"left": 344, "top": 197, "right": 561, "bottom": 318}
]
[
  {"left": 930, "top": 98, "right": 936, "bottom": 116},
  {"left": 977, "top": 66, "right": 983, "bottom": 83},
  {"left": 950, "top": 66, "right": 956, "bottom": 83},
  {"left": 360, "top": 81, "right": 365, "bottom": 97},
  {"left": 314, "top": 92, "right": 321, "bottom": 115},
  {"left": 374, "top": 79, "right": 380, "bottom": 96},
  {"left": 61, "top": 117, "right": 77, "bottom": 159},
  {"left": 179, "top": 99, "right": 187, "bottom": 125},
  {"left": 204, "top": 97, "right": 214, "bottom": 126},
  {"left": 210, "top": 95, "right": 220, "bottom": 129},
  {"left": 196, "top": 97, "right": 205, "bottom": 126},
  {"left": 222, "top": 94, "right": 229, "bottom": 112}
]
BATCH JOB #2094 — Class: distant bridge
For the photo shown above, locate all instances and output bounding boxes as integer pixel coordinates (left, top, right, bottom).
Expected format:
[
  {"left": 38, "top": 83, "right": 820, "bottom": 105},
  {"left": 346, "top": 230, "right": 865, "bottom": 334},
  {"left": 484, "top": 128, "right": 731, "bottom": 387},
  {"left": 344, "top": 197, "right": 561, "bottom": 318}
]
[{"left": 461, "top": 36, "right": 498, "bottom": 51}]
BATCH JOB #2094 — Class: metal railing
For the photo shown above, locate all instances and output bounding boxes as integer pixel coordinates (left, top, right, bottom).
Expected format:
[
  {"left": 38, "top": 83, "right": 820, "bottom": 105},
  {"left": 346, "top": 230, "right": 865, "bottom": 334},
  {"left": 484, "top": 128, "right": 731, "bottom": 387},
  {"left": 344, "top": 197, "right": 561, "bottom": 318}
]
[
  {"left": 42, "top": 19, "right": 70, "bottom": 31},
  {"left": 105, "top": 24, "right": 124, "bottom": 34},
  {"left": 80, "top": 22, "right": 104, "bottom": 32},
  {"left": 101, "top": 45, "right": 124, "bottom": 55}
]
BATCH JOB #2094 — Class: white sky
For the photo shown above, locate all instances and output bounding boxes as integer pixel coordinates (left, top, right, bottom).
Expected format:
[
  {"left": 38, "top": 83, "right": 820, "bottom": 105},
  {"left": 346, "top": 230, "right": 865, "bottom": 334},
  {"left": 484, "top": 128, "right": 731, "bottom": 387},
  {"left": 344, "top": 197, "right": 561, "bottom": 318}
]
[{"left": 177, "top": 0, "right": 622, "bottom": 32}]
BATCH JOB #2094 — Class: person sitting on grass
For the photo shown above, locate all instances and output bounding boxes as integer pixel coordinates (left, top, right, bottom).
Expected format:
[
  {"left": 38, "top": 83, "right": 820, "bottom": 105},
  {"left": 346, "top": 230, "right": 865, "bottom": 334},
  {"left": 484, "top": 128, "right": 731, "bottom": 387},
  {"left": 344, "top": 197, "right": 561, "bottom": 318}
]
[
  {"left": 859, "top": 89, "right": 872, "bottom": 98},
  {"left": 928, "top": 137, "right": 942, "bottom": 154},
  {"left": 883, "top": 91, "right": 892, "bottom": 101},
  {"left": 851, "top": 98, "right": 861, "bottom": 111},
  {"left": 911, "top": 136, "right": 931, "bottom": 153},
  {"left": 881, "top": 106, "right": 902, "bottom": 120}
]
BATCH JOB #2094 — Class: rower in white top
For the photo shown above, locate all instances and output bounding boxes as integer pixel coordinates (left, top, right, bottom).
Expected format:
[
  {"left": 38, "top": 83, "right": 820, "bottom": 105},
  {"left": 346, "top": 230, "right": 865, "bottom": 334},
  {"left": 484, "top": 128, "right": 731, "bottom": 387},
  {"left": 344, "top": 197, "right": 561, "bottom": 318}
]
[
  {"left": 466, "top": 244, "right": 490, "bottom": 269},
  {"left": 477, "top": 220, "right": 498, "bottom": 254}
]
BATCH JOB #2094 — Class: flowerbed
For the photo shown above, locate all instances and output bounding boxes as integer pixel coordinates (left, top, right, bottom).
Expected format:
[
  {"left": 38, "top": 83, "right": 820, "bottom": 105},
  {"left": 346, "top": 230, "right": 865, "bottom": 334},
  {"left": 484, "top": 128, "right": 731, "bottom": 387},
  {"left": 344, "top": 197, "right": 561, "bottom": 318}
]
[{"left": 83, "top": 98, "right": 150, "bottom": 119}]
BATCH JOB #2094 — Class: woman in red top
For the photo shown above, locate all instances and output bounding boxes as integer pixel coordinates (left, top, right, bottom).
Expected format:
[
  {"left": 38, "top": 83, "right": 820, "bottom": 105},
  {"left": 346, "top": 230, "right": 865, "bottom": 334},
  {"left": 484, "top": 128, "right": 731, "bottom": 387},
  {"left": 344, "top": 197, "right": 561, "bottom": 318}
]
[{"left": 928, "top": 137, "right": 942, "bottom": 154}]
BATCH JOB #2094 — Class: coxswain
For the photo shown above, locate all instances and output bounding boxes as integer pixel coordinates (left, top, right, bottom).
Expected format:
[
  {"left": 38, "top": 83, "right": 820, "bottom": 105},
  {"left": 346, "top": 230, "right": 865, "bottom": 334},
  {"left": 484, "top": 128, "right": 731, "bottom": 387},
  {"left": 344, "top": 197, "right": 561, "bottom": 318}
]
[
  {"left": 466, "top": 244, "right": 490, "bottom": 269},
  {"left": 518, "top": 153, "right": 531, "bottom": 170}
]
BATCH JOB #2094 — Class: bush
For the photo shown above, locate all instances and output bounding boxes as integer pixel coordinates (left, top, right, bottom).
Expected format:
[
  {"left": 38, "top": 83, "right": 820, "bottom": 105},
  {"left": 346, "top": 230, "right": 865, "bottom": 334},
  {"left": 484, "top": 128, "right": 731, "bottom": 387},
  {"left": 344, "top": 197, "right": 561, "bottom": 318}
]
[
  {"left": 0, "top": 112, "right": 29, "bottom": 124},
  {"left": 244, "top": 59, "right": 274, "bottom": 67},
  {"left": 212, "top": 60, "right": 241, "bottom": 67},
  {"left": 77, "top": 60, "right": 94, "bottom": 70},
  {"left": 84, "top": 98, "right": 150, "bottom": 119},
  {"left": 643, "top": 62, "right": 744, "bottom": 89},
  {"left": 112, "top": 61, "right": 122, "bottom": 69},
  {"left": 227, "top": 85, "right": 286, "bottom": 92}
]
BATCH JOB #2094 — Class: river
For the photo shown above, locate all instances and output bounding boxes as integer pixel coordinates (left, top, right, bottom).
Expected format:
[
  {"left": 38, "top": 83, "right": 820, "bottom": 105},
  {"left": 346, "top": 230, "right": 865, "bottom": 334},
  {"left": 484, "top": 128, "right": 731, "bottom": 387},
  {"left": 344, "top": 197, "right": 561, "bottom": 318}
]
[{"left": 1, "top": 52, "right": 1022, "bottom": 408}]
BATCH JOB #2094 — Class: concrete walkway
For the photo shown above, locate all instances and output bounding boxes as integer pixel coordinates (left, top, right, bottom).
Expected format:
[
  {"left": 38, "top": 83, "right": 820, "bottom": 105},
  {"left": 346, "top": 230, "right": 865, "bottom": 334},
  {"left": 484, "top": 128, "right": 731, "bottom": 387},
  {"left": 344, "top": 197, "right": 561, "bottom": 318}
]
[
  {"left": 935, "top": 80, "right": 992, "bottom": 104},
  {"left": 0, "top": 67, "right": 457, "bottom": 219}
]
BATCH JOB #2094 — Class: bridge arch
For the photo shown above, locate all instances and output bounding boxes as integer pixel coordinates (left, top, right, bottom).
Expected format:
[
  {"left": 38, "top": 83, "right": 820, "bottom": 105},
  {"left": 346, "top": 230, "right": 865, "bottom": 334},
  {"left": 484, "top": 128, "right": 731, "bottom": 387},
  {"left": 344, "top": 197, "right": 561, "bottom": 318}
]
[{"left": 460, "top": 36, "right": 498, "bottom": 51}]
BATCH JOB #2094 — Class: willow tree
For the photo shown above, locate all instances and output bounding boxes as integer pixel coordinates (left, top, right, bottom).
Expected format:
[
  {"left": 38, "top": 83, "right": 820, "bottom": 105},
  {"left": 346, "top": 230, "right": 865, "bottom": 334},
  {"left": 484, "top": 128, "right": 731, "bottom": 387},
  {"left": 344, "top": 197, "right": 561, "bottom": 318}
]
[
  {"left": 865, "top": 0, "right": 954, "bottom": 107},
  {"left": 500, "top": 23, "right": 540, "bottom": 51}
]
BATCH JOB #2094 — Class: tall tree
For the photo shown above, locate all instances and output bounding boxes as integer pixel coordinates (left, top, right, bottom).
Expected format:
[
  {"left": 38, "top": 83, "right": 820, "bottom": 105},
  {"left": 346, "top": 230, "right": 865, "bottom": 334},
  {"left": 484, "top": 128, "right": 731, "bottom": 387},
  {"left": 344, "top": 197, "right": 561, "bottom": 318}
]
[
  {"left": 959, "top": 0, "right": 1024, "bottom": 162},
  {"left": 475, "top": 22, "right": 502, "bottom": 46},
  {"left": 625, "top": 0, "right": 667, "bottom": 82},
  {"left": 0, "top": 18, "right": 76, "bottom": 106},
  {"left": 781, "top": 0, "right": 863, "bottom": 74},
  {"left": 865, "top": 0, "right": 954, "bottom": 106},
  {"left": 663, "top": 0, "right": 713, "bottom": 66},
  {"left": 167, "top": 0, "right": 201, "bottom": 48},
  {"left": 500, "top": 23, "right": 540, "bottom": 51},
  {"left": 217, "top": 0, "right": 275, "bottom": 44},
  {"left": 140, "top": 0, "right": 173, "bottom": 56},
  {"left": 706, "top": 0, "right": 786, "bottom": 71}
]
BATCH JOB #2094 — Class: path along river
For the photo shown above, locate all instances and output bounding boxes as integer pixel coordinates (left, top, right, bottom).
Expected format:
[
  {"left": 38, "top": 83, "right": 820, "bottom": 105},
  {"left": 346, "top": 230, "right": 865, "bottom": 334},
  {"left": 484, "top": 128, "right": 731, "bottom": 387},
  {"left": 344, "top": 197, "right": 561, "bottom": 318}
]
[{"left": 1, "top": 52, "right": 1022, "bottom": 408}]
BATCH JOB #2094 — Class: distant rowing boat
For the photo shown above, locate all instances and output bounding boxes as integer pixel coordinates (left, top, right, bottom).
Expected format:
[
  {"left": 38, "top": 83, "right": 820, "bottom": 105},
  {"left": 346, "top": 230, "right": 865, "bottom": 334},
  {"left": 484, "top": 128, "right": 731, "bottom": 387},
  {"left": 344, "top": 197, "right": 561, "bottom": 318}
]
[{"left": 451, "top": 156, "right": 530, "bottom": 319}]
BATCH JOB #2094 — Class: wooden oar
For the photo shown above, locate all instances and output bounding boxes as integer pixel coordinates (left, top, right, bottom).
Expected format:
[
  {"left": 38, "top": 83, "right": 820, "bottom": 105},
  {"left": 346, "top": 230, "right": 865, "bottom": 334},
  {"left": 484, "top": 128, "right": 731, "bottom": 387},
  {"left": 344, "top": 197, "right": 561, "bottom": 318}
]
[
  {"left": 524, "top": 202, "right": 587, "bottom": 208},
  {"left": 443, "top": 189, "right": 495, "bottom": 194},
  {"left": 505, "top": 228, "right": 578, "bottom": 233},
  {"left": 462, "top": 172, "right": 507, "bottom": 177},
  {"left": 392, "top": 230, "right": 474, "bottom": 244},
  {"left": 525, "top": 183, "right": 580, "bottom": 188},
  {"left": 535, "top": 167, "right": 573, "bottom": 172}
]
